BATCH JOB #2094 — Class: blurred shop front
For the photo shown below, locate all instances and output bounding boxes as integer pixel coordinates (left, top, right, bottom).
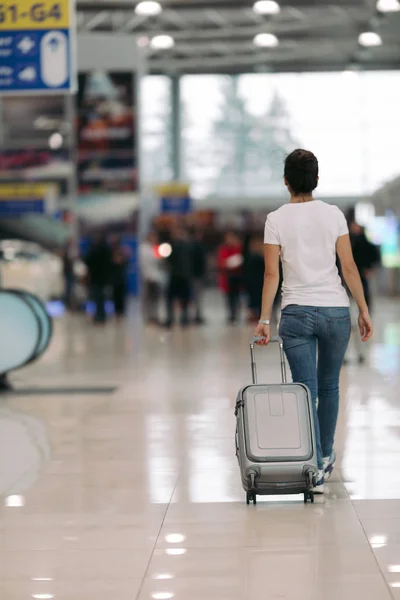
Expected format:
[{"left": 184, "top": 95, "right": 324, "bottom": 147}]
[
  {"left": 76, "top": 69, "right": 139, "bottom": 294},
  {"left": 0, "top": 24, "right": 146, "bottom": 300}
]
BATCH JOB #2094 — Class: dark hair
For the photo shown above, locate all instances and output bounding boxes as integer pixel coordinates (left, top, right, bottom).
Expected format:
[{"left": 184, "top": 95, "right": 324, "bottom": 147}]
[{"left": 284, "top": 149, "right": 319, "bottom": 195}]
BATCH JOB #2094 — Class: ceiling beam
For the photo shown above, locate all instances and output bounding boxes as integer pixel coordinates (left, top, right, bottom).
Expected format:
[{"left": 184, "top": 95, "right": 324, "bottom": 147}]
[
  {"left": 149, "top": 42, "right": 352, "bottom": 71},
  {"left": 77, "top": 0, "right": 366, "bottom": 10},
  {"left": 150, "top": 62, "right": 400, "bottom": 74},
  {"left": 206, "top": 8, "right": 230, "bottom": 27},
  {"left": 77, "top": 11, "right": 361, "bottom": 36},
  {"left": 121, "top": 13, "right": 151, "bottom": 31},
  {"left": 149, "top": 56, "right": 399, "bottom": 73},
  {"left": 148, "top": 40, "right": 400, "bottom": 71},
  {"left": 145, "top": 29, "right": 359, "bottom": 44},
  {"left": 84, "top": 10, "right": 109, "bottom": 30}
]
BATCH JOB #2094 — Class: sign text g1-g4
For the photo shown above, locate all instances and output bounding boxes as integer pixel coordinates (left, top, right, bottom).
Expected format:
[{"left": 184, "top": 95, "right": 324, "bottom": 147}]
[{"left": 0, "top": 1, "right": 69, "bottom": 30}]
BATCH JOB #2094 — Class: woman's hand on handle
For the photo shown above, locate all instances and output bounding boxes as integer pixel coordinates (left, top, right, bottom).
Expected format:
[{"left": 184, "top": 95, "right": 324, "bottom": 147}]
[
  {"left": 254, "top": 323, "right": 271, "bottom": 345},
  {"left": 358, "top": 311, "right": 373, "bottom": 342}
]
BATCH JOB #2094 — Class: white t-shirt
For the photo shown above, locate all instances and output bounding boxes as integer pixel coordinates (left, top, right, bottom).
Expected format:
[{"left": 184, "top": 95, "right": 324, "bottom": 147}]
[{"left": 264, "top": 200, "right": 349, "bottom": 309}]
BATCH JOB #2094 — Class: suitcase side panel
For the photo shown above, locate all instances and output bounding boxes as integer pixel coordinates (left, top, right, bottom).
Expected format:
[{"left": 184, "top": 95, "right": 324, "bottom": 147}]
[
  {"left": 243, "top": 383, "right": 314, "bottom": 463},
  {"left": 236, "top": 396, "right": 317, "bottom": 494}
]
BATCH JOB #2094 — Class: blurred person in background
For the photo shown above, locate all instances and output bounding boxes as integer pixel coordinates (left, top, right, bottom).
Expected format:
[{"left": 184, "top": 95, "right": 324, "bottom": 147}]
[
  {"left": 349, "top": 221, "right": 380, "bottom": 313},
  {"left": 218, "top": 232, "right": 243, "bottom": 325},
  {"left": 191, "top": 229, "right": 208, "bottom": 325},
  {"left": 85, "top": 232, "right": 113, "bottom": 324},
  {"left": 165, "top": 226, "right": 193, "bottom": 328},
  {"left": 244, "top": 234, "right": 265, "bottom": 323},
  {"left": 140, "top": 231, "right": 164, "bottom": 325},
  {"left": 110, "top": 237, "right": 129, "bottom": 318},
  {"left": 346, "top": 221, "right": 380, "bottom": 363},
  {"left": 62, "top": 239, "right": 76, "bottom": 311}
]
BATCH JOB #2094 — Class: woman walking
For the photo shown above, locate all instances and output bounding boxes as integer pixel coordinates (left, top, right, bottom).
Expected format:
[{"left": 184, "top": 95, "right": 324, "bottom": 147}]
[{"left": 254, "top": 149, "right": 373, "bottom": 494}]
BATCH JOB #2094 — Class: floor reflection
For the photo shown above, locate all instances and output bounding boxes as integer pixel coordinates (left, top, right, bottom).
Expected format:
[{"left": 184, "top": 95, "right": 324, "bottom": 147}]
[
  {"left": 0, "top": 296, "right": 399, "bottom": 598},
  {"left": 0, "top": 405, "right": 50, "bottom": 503}
]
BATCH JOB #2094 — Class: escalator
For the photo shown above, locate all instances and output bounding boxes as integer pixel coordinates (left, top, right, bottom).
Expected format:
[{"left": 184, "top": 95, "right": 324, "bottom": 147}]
[
  {"left": 0, "top": 214, "right": 70, "bottom": 250},
  {"left": 0, "top": 290, "right": 52, "bottom": 375}
]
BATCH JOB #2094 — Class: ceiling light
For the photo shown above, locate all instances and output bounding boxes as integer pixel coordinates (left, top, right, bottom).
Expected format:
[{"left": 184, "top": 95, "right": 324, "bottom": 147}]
[
  {"left": 253, "top": 33, "right": 279, "bottom": 47},
  {"left": 358, "top": 31, "right": 382, "bottom": 47},
  {"left": 377, "top": 0, "right": 400, "bottom": 12},
  {"left": 151, "top": 594, "right": 174, "bottom": 600},
  {"left": 150, "top": 35, "right": 175, "bottom": 50},
  {"left": 153, "top": 574, "right": 175, "bottom": 580},
  {"left": 135, "top": 1, "right": 162, "bottom": 16},
  {"left": 32, "top": 596, "right": 55, "bottom": 600},
  {"left": 48, "top": 132, "right": 63, "bottom": 150},
  {"left": 253, "top": 0, "right": 280, "bottom": 15}
]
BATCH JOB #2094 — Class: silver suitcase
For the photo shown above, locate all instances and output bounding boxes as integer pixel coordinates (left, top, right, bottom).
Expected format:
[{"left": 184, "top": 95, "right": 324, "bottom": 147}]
[{"left": 235, "top": 336, "right": 318, "bottom": 504}]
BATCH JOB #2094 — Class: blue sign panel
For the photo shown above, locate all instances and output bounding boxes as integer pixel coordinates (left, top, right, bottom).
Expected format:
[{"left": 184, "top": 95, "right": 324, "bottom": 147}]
[
  {"left": 0, "top": 28, "right": 72, "bottom": 93},
  {"left": 0, "top": 199, "right": 45, "bottom": 217},
  {"left": 0, "top": 183, "right": 48, "bottom": 217},
  {"left": 161, "top": 196, "right": 192, "bottom": 215}
]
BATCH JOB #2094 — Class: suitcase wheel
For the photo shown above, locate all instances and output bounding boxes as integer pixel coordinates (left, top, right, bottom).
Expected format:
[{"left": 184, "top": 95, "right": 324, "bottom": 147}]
[
  {"left": 303, "top": 471, "right": 316, "bottom": 503},
  {"left": 307, "top": 470, "right": 316, "bottom": 488},
  {"left": 303, "top": 490, "right": 315, "bottom": 504},
  {"left": 246, "top": 492, "right": 257, "bottom": 505},
  {"left": 304, "top": 490, "right": 314, "bottom": 504}
]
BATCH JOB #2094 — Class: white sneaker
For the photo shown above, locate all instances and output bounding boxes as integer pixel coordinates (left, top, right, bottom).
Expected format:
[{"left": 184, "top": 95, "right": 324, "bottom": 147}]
[
  {"left": 313, "top": 469, "right": 325, "bottom": 494},
  {"left": 323, "top": 450, "right": 336, "bottom": 481}
]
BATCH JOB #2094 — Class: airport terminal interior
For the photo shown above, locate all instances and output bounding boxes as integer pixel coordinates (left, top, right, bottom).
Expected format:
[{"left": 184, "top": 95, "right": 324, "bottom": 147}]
[{"left": 1, "top": 0, "right": 400, "bottom": 599}]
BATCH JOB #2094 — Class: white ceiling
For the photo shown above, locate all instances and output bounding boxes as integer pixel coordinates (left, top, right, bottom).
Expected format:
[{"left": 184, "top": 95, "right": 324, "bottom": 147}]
[{"left": 76, "top": 0, "right": 400, "bottom": 74}]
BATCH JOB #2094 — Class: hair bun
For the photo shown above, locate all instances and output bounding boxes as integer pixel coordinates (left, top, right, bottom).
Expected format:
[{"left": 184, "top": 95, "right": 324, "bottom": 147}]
[
  {"left": 303, "top": 157, "right": 317, "bottom": 171},
  {"left": 296, "top": 151, "right": 317, "bottom": 172}
]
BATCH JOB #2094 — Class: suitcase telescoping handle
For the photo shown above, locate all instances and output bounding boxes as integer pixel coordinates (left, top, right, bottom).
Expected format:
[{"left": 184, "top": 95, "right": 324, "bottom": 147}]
[{"left": 250, "top": 336, "right": 287, "bottom": 385}]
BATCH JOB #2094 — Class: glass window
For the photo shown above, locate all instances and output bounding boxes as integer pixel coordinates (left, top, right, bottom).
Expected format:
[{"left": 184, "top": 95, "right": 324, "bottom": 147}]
[
  {"left": 141, "top": 76, "right": 173, "bottom": 185},
  {"left": 181, "top": 72, "right": 400, "bottom": 199}
]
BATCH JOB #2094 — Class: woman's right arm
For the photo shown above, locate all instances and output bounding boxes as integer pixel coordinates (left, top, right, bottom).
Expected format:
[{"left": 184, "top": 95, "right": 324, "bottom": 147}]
[{"left": 336, "top": 234, "right": 373, "bottom": 342}]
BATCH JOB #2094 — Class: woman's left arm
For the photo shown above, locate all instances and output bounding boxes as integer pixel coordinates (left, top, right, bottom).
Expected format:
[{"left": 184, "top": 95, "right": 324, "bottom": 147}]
[{"left": 254, "top": 244, "right": 281, "bottom": 344}]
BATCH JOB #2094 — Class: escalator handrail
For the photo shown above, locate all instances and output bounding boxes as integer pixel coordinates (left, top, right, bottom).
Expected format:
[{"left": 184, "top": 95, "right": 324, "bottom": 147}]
[
  {"left": 0, "top": 290, "right": 42, "bottom": 375},
  {"left": 7, "top": 289, "right": 53, "bottom": 364}
]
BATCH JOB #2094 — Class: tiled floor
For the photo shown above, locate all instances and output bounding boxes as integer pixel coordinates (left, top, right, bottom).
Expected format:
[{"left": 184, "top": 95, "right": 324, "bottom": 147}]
[{"left": 0, "top": 295, "right": 399, "bottom": 599}]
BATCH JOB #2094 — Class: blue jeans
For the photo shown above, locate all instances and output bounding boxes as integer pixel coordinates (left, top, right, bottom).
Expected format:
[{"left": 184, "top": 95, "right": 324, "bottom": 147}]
[{"left": 279, "top": 306, "right": 351, "bottom": 470}]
